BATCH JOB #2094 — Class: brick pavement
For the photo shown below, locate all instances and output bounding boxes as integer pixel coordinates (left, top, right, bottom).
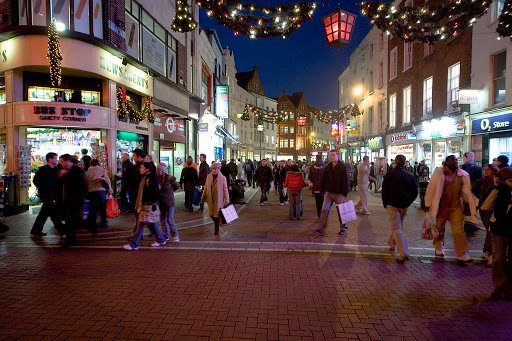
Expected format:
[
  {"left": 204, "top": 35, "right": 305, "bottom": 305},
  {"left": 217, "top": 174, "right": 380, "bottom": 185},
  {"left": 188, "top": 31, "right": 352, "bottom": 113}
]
[{"left": 0, "top": 246, "right": 511, "bottom": 340}]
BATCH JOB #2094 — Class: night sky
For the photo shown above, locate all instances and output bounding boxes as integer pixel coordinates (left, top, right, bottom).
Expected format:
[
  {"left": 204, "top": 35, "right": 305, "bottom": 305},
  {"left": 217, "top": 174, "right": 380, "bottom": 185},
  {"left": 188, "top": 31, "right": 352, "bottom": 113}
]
[{"left": 198, "top": 0, "right": 373, "bottom": 109}]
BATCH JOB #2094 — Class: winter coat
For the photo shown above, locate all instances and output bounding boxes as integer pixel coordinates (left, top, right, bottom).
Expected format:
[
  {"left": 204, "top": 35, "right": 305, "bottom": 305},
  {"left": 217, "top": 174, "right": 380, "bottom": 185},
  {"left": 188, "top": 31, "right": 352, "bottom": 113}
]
[
  {"left": 121, "top": 159, "right": 135, "bottom": 190},
  {"left": 256, "top": 165, "right": 273, "bottom": 185},
  {"left": 199, "top": 161, "right": 210, "bottom": 186},
  {"left": 33, "top": 165, "right": 59, "bottom": 201},
  {"left": 321, "top": 161, "right": 350, "bottom": 196},
  {"left": 85, "top": 165, "right": 112, "bottom": 193},
  {"left": 462, "top": 161, "right": 483, "bottom": 185},
  {"left": 158, "top": 174, "right": 180, "bottom": 209},
  {"left": 244, "top": 162, "right": 254, "bottom": 174},
  {"left": 382, "top": 167, "right": 418, "bottom": 209},
  {"left": 180, "top": 165, "right": 199, "bottom": 191},
  {"left": 228, "top": 162, "right": 237, "bottom": 179},
  {"left": 490, "top": 184, "right": 512, "bottom": 238},
  {"left": 201, "top": 173, "right": 229, "bottom": 218},
  {"left": 284, "top": 172, "right": 307, "bottom": 192},
  {"left": 59, "top": 165, "right": 85, "bottom": 210},
  {"left": 424, "top": 167, "right": 477, "bottom": 219},
  {"left": 308, "top": 162, "right": 325, "bottom": 194}
]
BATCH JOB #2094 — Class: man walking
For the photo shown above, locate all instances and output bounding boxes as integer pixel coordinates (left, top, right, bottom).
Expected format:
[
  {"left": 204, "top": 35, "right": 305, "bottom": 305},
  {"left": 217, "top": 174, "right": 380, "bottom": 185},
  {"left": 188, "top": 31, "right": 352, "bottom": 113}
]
[
  {"left": 382, "top": 155, "right": 418, "bottom": 263},
  {"left": 180, "top": 156, "right": 199, "bottom": 212},
  {"left": 198, "top": 153, "right": 210, "bottom": 211},
  {"left": 425, "top": 155, "right": 476, "bottom": 262},
  {"left": 308, "top": 155, "right": 325, "bottom": 218},
  {"left": 228, "top": 158, "right": 237, "bottom": 182},
  {"left": 355, "top": 156, "right": 376, "bottom": 215},
  {"left": 244, "top": 159, "right": 255, "bottom": 187},
  {"left": 30, "top": 152, "right": 63, "bottom": 237},
  {"left": 120, "top": 153, "right": 135, "bottom": 212},
  {"left": 255, "top": 158, "right": 273, "bottom": 206},
  {"left": 313, "top": 150, "right": 350, "bottom": 236},
  {"left": 461, "top": 151, "right": 482, "bottom": 186}
]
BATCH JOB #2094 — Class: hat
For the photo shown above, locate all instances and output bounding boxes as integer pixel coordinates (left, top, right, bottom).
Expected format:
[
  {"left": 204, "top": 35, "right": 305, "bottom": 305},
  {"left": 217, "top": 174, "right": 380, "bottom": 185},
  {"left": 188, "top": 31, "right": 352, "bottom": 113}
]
[
  {"left": 497, "top": 167, "right": 512, "bottom": 182},
  {"left": 157, "top": 162, "right": 167, "bottom": 173}
]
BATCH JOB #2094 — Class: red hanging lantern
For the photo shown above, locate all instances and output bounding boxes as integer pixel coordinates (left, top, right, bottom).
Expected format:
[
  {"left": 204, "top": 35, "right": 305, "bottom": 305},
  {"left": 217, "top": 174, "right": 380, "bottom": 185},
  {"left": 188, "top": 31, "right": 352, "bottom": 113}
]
[
  {"left": 323, "top": 9, "right": 356, "bottom": 48},
  {"left": 297, "top": 116, "right": 307, "bottom": 126}
]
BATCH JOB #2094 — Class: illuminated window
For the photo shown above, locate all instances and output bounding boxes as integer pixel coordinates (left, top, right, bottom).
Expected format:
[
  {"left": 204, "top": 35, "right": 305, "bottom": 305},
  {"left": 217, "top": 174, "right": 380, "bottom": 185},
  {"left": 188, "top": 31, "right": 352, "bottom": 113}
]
[
  {"left": 493, "top": 51, "right": 506, "bottom": 105},
  {"left": 404, "top": 42, "right": 413, "bottom": 71},
  {"left": 403, "top": 86, "right": 411, "bottom": 124},
  {"left": 389, "top": 93, "right": 396, "bottom": 127},
  {"left": 390, "top": 47, "right": 398, "bottom": 80},
  {"left": 28, "top": 86, "right": 100, "bottom": 105},
  {"left": 423, "top": 76, "right": 433, "bottom": 116},
  {"left": 447, "top": 62, "right": 460, "bottom": 108}
]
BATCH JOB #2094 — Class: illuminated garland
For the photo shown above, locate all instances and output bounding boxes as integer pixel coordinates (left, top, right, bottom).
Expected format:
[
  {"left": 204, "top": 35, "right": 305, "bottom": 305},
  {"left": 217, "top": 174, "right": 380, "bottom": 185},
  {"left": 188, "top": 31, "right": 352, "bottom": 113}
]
[
  {"left": 171, "top": 0, "right": 198, "bottom": 33},
  {"left": 497, "top": 0, "right": 512, "bottom": 38},
  {"left": 117, "top": 87, "right": 155, "bottom": 123},
  {"left": 360, "top": 0, "right": 491, "bottom": 43},
  {"left": 47, "top": 19, "right": 63, "bottom": 87},
  {"left": 196, "top": 0, "right": 317, "bottom": 39}
]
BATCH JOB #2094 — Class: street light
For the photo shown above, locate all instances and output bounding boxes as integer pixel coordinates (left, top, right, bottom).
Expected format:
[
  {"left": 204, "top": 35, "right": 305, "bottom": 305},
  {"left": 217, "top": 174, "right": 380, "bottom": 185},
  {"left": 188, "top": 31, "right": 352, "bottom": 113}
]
[
  {"left": 353, "top": 85, "right": 363, "bottom": 97},
  {"left": 257, "top": 124, "right": 264, "bottom": 161}
]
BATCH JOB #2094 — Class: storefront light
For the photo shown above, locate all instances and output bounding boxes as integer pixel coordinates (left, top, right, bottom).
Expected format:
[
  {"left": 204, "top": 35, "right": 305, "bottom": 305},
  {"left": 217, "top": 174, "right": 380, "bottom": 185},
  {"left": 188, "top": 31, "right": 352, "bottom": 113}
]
[{"left": 55, "top": 22, "right": 66, "bottom": 32}]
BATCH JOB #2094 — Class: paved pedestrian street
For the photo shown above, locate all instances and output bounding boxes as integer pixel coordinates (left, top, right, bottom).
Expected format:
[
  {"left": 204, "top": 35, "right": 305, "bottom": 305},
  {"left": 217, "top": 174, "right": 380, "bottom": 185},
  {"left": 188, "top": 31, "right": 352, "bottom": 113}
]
[{"left": 1, "top": 189, "right": 511, "bottom": 340}]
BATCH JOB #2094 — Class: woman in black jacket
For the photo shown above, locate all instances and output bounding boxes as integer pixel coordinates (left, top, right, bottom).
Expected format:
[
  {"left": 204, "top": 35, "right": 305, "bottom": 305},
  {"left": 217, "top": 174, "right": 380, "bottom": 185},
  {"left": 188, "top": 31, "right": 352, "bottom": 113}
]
[{"left": 124, "top": 162, "right": 166, "bottom": 250}]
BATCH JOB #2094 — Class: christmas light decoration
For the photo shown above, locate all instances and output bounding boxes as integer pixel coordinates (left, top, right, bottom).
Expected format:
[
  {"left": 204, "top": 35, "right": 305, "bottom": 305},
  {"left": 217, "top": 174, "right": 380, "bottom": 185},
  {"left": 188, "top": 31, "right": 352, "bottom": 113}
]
[
  {"left": 117, "top": 87, "right": 155, "bottom": 123},
  {"left": 360, "top": 0, "right": 491, "bottom": 43},
  {"left": 323, "top": 9, "right": 356, "bottom": 48},
  {"left": 497, "top": 0, "right": 512, "bottom": 38},
  {"left": 195, "top": 0, "right": 316, "bottom": 39},
  {"left": 47, "top": 19, "right": 63, "bottom": 87},
  {"left": 172, "top": 0, "right": 198, "bottom": 33}
]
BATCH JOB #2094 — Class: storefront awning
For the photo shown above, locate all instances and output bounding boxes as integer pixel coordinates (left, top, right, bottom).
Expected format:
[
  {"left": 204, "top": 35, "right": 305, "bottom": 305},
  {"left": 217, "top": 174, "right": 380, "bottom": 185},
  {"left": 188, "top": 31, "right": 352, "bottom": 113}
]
[{"left": 216, "top": 127, "right": 241, "bottom": 144}]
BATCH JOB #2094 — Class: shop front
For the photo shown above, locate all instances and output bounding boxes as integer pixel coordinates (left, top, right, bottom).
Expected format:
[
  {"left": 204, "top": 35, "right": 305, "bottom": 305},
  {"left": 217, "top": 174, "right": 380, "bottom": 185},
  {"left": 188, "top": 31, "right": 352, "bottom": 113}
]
[
  {"left": 385, "top": 131, "right": 416, "bottom": 163},
  {"left": 366, "top": 136, "right": 385, "bottom": 162},
  {"left": 198, "top": 110, "right": 224, "bottom": 163},
  {"left": 470, "top": 109, "right": 512, "bottom": 165},
  {"left": 415, "top": 116, "right": 465, "bottom": 169},
  {"left": 152, "top": 111, "right": 187, "bottom": 179}
]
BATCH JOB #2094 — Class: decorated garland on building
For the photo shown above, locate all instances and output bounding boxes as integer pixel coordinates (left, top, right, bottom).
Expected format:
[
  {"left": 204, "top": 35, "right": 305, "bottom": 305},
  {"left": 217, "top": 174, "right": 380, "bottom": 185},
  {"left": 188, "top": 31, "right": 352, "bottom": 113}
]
[
  {"left": 195, "top": 0, "right": 317, "bottom": 39},
  {"left": 360, "top": 0, "right": 492, "bottom": 43},
  {"left": 497, "top": 0, "right": 512, "bottom": 38},
  {"left": 47, "top": 19, "right": 63, "bottom": 87},
  {"left": 117, "top": 87, "right": 155, "bottom": 123},
  {"left": 171, "top": 0, "right": 198, "bottom": 33}
]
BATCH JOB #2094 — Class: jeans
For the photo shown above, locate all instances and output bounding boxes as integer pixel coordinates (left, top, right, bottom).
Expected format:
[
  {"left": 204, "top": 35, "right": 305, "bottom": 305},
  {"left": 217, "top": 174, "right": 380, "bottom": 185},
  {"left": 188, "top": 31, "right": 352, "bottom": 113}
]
[
  {"left": 376, "top": 175, "right": 384, "bottom": 191},
  {"left": 87, "top": 190, "right": 107, "bottom": 229},
  {"left": 314, "top": 193, "right": 324, "bottom": 218},
  {"left": 160, "top": 206, "right": 178, "bottom": 240},
  {"left": 492, "top": 234, "right": 512, "bottom": 296},
  {"left": 260, "top": 182, "right": 270, "bottom": 204},
  {"left": 317, "top": 192, "right": 347, "bottom": 232},
  {"left": 289, "top": 191, "right": 302, "bottom": 219},
  {"left": 434, "top": 207, "right": 468, "bottom": 257},
  {"left": 130, "top": 222, "right": 165, "bottom": 248},
  {"left": 31, "top": 199, "right": 63, "bottom": 235},
  {"left": 387, "top": 206, "right": 409, "bottom": 259},
  {"left": 120, "top": 185, "right": 132, "bottom": 212}
]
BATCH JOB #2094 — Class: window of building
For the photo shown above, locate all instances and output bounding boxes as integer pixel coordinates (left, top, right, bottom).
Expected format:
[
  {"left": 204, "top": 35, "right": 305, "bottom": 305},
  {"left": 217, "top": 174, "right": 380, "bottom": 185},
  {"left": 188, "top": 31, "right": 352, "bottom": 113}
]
[
  {"left": 423, "top": 76, "right": 433, "bottom": 117},
  {"left": 289, "top": 139, "right": 295, "bottom": 149},
  {"left": 403, "top": 86, "right": 411, "bottom": 124},
  {"left": 200, "top": 70, "right": 208, "bottom": 103},
  {"left": 423, "top": 43, "right": 435, "bottom": 57},
  {"left": 404, "top": 42, "right": 413, "bottom": 71},
  {"left": 253, "top": 83, "right": 259, "bottom": 92},
  {"left": 493, "top": 0, "right": 505, "bottom": 21},
  {"left": 378, "top": 100, "right": 384, "bottom": 129},
  {"left": 378, "top": 62, "right": 384, "bottom": 88},
  {"left": 390, "top": 47, "right": 398, "bottom": 80},
  {"left": 28, "top": 86, "right": 100, "bottom": 106},
  {"left": 389, "top": 93, "right": 397, "bottom": 127},
  {"left": 289, "top": 113, "right": 295, "bottom": 121},
  {"left": 447, "top": 62, "right": 460, "bottom": 108},
  {"left": 369, "top": 71, "right": 374, "bottom": 93},
  {"left": 279, "top": 104, "right": 287, "bottom": 109},
  {"left": 368, "top": 105, "right": 374, "bottom": 133},
  {"left": 271, "top": 136, "right": 275, "bottom": 145},
  {"left": 493, "top": 50, "right": 507, "bottom": 105}
]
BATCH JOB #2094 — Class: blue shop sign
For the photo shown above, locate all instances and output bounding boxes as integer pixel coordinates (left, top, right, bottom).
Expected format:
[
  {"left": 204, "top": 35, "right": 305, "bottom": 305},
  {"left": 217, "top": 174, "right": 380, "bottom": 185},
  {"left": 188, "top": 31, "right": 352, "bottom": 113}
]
[{"left": 472, "top": 112, "right": 512, "bottom": 135}]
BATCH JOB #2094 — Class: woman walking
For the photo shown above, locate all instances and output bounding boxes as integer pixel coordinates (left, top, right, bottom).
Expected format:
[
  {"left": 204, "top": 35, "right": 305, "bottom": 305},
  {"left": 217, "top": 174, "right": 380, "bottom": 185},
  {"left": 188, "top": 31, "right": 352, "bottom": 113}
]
[
  {"left": 200, "top": 162, "right": 229, "bottom": 237},
  {"left": 123, "top": 162, "right": 166, "bottom": 250},
  {"left": 84, "top": 159, "right": 112, "bottom": 234},
  {"left": 157, "top": 163, "right": 180, "bottom": 242}
]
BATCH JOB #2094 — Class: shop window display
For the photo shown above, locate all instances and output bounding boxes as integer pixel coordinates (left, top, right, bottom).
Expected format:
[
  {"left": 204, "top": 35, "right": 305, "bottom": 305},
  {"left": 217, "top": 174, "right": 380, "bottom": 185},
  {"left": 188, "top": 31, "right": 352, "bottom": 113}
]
[
  {"left": 490, "top": 137, "right": 512, "bottom": 163},
  {"left": 28, "top": 86, "right": 100, "bottom": 105}
]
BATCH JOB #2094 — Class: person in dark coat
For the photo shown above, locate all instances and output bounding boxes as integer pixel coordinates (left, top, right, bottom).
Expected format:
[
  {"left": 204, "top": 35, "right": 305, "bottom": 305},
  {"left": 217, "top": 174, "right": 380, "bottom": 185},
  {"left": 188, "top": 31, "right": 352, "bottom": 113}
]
[
  {"left": 382, "top": 154, "right": 418, "bottom": 263},
  {"left": 80, "top": 148, "right": 91, "bottom": 171},
  {"left": 180, "top": 156, "right": 199, "bottom": 212},
  {"left": 157, "top": 163, "right": 180, "bottom": 242},
  {"left": 120, "top": 153, "right": 135, "bottom": 212},
  {"left": 255, "top": 159, "right": 273, "bottom": 205},
  {"left": 244, "top": 159, "right": 255, "bottom": 187},
  {"left": 496, "top": 155, "right": 510, "bottom": 169},
  {"left": 220, "top": 160, "right": 231, "bottom": 184},
  {"left": 30, "top": 152, "right": 64, "bottom": 237},
  {"left": 228, "top": 158, "right": 237, "bottom": 182},
  {"left": 461, "top": 151, "right": 483, "bottom": 185},
  {"left": 58, "top": 154, "right": 86, "bottom": 247},
  {"left": 308, "top": 155, "right": 325, "bottom": 218},
  {"left": 198, "top": 153, "right": 211, "bottom": 211}
]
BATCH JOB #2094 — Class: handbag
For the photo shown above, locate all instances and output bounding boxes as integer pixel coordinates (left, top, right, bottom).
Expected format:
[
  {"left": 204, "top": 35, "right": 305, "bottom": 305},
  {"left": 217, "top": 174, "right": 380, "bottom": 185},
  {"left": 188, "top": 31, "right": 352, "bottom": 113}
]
[
  {"left": 220, "top": 204, "right": 238, "bottom": 224},
  {"left": 193, "top": 187, "right": 201, "bottom": 206},
  {"left": 336, "top": 200, "right": 357, "bottom": 223},
  {"left": 138, "top": 204, "right": 160, "bottom": 224},
  {"left": 421, "top": 214, "right": 439, "bottom": 240},
  {"left": 106, "top": 197, "right": 120, "bottom": 218}
]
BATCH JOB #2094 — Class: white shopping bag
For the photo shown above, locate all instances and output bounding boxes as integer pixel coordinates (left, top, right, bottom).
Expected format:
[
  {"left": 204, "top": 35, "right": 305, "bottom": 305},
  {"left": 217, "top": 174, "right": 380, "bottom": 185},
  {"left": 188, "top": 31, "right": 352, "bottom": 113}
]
[
  {"left": 220, "top": 204, "right": 238, "bottom": 224},
  {"left": 336, "top": 200, "right": 357, "bottom": 223}
]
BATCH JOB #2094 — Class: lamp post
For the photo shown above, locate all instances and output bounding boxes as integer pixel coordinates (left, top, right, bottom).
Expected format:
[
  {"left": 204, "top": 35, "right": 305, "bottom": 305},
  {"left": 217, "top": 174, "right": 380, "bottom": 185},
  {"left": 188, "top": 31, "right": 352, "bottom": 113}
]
[{"left": 257, "top": 124, "right": 264, "bottom": 161}]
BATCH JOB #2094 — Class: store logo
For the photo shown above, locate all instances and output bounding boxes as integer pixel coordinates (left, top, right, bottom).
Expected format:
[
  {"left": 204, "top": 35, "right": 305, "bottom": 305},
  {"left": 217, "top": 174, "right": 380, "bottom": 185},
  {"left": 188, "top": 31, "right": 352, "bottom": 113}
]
[
  {"left": 165, "top": 117, "right": 176, "bottom": 134},
  {"left": 480, "top": 118, "right": 509, "bottom": 132},
  {"left": 2, "top": 50, "right": 6, "bottom": 63},
  {"left": 33, "top": 106, "right": 91, "bottom": 122}
]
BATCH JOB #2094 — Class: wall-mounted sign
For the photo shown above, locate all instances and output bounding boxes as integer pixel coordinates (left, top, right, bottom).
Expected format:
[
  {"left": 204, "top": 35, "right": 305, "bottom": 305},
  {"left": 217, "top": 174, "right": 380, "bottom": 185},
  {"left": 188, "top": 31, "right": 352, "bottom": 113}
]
[
  {"left": 199, "top": 123, "right": 209, "bottom": 132},
  {"left": 330, "top": 121, "right": 340, "bottom": 136},
  {"left": 458, "top": 89, "right": 480, "bottom": 105},
  {"left": 471, "top": 112, "right": 512, "bottom": 135},
  {"left": 367, "top": 136, "right": 383, "bottom": 149},
  {"left": 142, "top": 27, "right": 165, "bottom": 76},
  {"left": 215, "top": 85, "right": 229, "bottom": 118},
  {"left": 33, "top": 105, "right": 91, "bottom": 122},
  {"left": 387, "top": 131, "right": 416, "bottom": 145},
  {"left": 153, "top": 112, "right": 186, "bottom": 143},
  {"left": 416, "top": 116, "right": 464, "bottom": 140}
]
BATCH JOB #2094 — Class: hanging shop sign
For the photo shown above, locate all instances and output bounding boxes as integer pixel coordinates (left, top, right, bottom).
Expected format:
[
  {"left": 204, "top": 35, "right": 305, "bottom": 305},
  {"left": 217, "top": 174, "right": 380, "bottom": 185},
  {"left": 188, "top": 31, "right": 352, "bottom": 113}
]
[
  {"left": 458, "top": 89, "right": 480, "bottom": 105},
  {"left": 215, "top": 85, "right": 229, "bottom": 119},
  {"left": 386, "top": 131, "right": 416, "bottom": 145},
  {"left": 153, "top": 112, "right": 186, "bottom": 143},
  {"left": 330, "top": 121, "right": 340, "bottom": 136},
  {"left": 367, "top": 136, "right": 383, "bottom": 149},
  {"left": 416, "top": 116, "right": 464, "bottom": 140},
  {"left": 471, "top": 112, "right": 512, "bottom": 135},
  {"left": 199, "top": 123, "right": 209, "bottom": 132}
]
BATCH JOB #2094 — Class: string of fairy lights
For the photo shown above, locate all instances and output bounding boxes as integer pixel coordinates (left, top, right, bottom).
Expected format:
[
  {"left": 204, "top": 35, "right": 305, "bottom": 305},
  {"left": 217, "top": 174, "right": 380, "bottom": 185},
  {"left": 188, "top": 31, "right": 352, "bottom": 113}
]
[{"left": 47, "top": 19, "right": 63, "bottom": 87}]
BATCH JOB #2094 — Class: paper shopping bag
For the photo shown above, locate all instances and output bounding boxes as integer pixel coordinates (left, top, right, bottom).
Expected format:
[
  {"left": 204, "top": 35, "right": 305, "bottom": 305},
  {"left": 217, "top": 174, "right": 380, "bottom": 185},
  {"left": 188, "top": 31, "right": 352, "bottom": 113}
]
[
  {"left": 336, "top": 200, "right": 357, "bottom": 223},
  {"left": 220, "top": 204, "right": 238, "bottom": 224}
]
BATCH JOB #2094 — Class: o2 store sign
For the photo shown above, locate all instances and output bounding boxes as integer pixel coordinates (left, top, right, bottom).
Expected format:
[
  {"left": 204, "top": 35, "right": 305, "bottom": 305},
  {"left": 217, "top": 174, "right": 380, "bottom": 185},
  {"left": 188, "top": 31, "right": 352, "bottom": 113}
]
[{"left": 472, "top": 112, "right": 512, "bottom": 134}]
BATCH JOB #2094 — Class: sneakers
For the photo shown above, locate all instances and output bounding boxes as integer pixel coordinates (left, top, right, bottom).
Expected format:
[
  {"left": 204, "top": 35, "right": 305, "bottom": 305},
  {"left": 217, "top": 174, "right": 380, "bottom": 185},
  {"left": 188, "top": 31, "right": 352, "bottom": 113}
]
[
  {"left": 260, "top": 203, "right": 264, "bottom": 206},
  {"left": 457, "top": 253, "right": 473, "bottom": 263},
  {"left": 280, "top": 202, "right": 284, "bottom": 206},
  {"left": 172, "top": 236, "right": 180, "bottom": 242},
  {"left": 435, "top": 248, "right": 445, "bottom": 257},
  {"left": 151, "top": 241, "right": 166, "bottom": 247},
  {"left": 123, "top": 244, "right": 139, "bottom": 251},
  {"left": 338, "top": 225, "right": 349, "bottom": 235}
]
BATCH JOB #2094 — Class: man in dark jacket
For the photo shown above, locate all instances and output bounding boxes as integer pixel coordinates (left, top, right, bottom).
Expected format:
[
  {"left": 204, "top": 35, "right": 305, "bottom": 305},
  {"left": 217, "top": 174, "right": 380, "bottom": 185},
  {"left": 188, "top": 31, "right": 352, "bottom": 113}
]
[
  {"left": 308, "top": 155, "right": 325, "bottom": 218},
  {"left": 120, "top": 153, "right": 135, "bottom": 212},
  {"left": 244, "top": 159, "right": 255, "bottom": 187},
  {"left": 58, "top": 154, "right": 86, "bottom": 247},
  {"left": 30, "top": 152, "right": 63, "bottom": 237},
  {"left": 228, "top": 158, "right": 237, "bottom": 182},
  {"left": 255, "top": 159, "right": 273, "bottom": 205},
  {"left": 198, "top": 153, "right": 210, "bottom": 211},
  {"left": 180, "top": 156, "right": 199, "bottom": 212},
  {"left": 381, "top": 154, "right": 418, "bottom": 263},
  {"left": 461, "top": 151, "right": 482, "bottom": 185},
  {"left": 313, "top": 150, "right": 350, "bottom": 236}
]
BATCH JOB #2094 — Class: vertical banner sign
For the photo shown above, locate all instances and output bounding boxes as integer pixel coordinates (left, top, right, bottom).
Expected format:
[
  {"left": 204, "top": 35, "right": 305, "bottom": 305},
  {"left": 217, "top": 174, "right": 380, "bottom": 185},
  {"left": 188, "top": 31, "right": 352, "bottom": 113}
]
[
  {"left": 330, "top": 121, "right": 340, "bottom": 136},
  {"left": 31, "top": 0, "right": 47, "bottom": 26},
  {"left": 167, "top": 48, "right": 177, "bottom": 82},
  {"left": 125, "top": 13, "right": 139, "bottom": 59},
  {"left": 215, "top": 85, "right": 229, "bottom": 118},
  {"left": 74, "top": 0, "right": 90, "bottom": 34},
  {"left": 92, "top": 0, "right": 103, "bottom": 39},
  {"left": 142, "top": 27, "right": 165, "bottom": 75}
]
